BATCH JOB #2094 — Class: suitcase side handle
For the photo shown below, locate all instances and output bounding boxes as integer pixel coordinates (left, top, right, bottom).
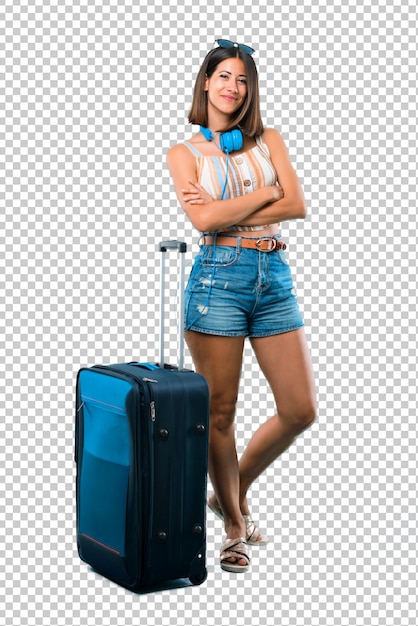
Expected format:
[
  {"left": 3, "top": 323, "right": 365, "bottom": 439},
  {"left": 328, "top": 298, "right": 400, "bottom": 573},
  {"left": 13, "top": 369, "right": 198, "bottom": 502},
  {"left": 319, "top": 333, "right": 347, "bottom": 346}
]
[
  {"left": 158, "top": 240, "right": 187, "bottom": 371},
  {"left": 129, "top": 361, "right": 160, "bottom": 371}
]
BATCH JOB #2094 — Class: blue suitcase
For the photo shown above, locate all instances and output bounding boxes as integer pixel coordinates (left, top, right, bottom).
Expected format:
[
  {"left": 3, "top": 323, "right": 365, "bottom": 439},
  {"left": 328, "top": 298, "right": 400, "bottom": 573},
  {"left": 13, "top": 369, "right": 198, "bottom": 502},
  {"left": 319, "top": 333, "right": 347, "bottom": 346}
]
[{"left": 75, "top": 241, "right": 210, "bottom": 588}]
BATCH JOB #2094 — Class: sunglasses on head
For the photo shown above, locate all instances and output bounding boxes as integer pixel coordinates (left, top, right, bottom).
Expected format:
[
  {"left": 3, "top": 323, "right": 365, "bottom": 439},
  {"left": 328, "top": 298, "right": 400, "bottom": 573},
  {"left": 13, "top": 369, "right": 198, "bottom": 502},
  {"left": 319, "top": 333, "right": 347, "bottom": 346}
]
[{"left": 216, "top": 39, "right": 255, "bottom": 56}]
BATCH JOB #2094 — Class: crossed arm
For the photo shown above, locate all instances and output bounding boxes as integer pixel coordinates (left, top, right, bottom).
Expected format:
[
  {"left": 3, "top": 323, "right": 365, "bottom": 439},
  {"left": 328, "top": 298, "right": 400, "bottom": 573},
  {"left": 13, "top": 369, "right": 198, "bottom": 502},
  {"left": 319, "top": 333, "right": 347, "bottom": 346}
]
[{"left": 166, "top": 128, "right": 306, "bottom": 232}]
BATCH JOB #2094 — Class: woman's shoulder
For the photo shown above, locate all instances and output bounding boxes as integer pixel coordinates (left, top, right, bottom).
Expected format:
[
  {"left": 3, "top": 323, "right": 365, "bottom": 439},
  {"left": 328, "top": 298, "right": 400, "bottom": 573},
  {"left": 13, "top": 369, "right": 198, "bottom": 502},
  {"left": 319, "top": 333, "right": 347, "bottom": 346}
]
[
  {"left": 258, "top": 128, "right": 288, "bottom": 155},
  {"left": 166, "top": 135, "right": 202, "bottom": 161},
  {"left": 166, "top": 141, "right": 196, "bottom": 164},
  {"left": 259, "top": 127, "right": 284, "bottom": 144}
]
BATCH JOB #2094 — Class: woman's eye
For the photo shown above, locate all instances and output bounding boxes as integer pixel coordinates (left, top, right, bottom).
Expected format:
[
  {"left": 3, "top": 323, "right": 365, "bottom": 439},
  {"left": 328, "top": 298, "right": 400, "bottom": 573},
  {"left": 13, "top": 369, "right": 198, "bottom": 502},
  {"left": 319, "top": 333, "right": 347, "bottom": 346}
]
[{"left": 218, "top": 74, "right": 246, "bottom": 85}]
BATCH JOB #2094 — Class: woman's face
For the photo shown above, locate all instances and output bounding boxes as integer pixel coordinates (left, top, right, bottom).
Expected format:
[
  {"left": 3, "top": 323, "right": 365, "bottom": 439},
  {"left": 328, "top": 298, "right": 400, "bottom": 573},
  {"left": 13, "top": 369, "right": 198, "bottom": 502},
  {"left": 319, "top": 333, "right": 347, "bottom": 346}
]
[{"left": 204, "top": 57, "right": 248, "bottom": 122}]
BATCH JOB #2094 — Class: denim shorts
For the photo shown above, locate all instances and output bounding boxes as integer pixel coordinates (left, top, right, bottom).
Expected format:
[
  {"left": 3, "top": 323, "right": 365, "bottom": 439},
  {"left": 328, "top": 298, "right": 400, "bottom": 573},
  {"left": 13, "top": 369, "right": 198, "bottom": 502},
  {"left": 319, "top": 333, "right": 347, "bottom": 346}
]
[{"left": 184, "top": 236, "right": 304, "bottom": 337}]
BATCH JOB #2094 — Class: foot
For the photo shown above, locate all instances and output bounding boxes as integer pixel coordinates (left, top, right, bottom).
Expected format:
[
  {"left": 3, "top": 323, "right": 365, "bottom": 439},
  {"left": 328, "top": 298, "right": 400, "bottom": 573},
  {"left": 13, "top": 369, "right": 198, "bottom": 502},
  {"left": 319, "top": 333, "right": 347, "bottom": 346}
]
[
  {"left": 220, "top": 537, "right": 250, "bottom": 573},
  {"left": 208, "top": 494, "right": 269, "bottom": 545}
]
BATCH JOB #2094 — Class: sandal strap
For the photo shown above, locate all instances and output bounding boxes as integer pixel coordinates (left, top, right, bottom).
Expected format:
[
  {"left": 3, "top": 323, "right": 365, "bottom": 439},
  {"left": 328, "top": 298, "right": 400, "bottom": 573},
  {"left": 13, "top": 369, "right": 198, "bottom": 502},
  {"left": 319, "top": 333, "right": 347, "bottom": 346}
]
[
  {"left": 220, "top": 537, "right": 250, "bottom": 565},
  {"left": 243, "top": 515, "right": 262, "bottom": 543}
]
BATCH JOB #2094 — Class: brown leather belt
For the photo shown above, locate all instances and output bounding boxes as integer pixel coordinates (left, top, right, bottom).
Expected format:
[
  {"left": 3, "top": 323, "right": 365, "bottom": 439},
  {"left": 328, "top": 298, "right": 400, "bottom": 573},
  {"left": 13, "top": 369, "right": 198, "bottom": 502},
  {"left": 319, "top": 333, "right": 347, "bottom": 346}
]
[{"left": 201, "top": 235, "right": 287, "bottom": 252}]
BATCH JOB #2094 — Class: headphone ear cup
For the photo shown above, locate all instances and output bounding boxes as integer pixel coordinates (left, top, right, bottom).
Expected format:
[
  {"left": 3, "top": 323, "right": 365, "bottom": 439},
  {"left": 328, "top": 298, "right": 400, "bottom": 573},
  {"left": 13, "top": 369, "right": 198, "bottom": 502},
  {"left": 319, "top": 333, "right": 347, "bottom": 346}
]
[
  {"left": 219, "top": 129, "right": 243, "bottom": 153},
  {"left": 219, "top": 132, "right": 229, "bottom": 153},
  {"left": 230, "top": 129, "right": 243, "bottom": 152}
]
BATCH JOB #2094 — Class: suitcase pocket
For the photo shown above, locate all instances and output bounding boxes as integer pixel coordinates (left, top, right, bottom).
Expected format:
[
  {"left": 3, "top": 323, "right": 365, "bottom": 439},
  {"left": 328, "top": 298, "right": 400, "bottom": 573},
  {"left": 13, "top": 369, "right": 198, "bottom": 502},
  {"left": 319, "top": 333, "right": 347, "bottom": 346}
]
[
  {"left": 76, "top": 370, "right": 148, "bottom": 587},
  {"left": 79, "top": 397, "right": 130, "bottom": 555}
]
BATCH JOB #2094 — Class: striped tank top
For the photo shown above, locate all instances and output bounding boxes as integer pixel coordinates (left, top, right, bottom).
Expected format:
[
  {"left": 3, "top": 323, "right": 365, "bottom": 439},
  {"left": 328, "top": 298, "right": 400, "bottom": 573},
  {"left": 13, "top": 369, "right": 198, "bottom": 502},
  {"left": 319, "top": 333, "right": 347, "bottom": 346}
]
[{"left": 183, "top": 135, "right": 280, "bottom": 232}]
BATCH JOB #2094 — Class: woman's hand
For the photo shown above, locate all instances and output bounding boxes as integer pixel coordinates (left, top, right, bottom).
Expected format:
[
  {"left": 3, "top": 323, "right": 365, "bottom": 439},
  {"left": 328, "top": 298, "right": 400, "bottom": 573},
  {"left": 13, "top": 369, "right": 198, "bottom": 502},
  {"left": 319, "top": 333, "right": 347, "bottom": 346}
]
[
  {"left": 271, "top": 184, "right": 284, "bottom": 202},
  {"left": 182, "top": 180, "right": 215, "bottom": 205}
]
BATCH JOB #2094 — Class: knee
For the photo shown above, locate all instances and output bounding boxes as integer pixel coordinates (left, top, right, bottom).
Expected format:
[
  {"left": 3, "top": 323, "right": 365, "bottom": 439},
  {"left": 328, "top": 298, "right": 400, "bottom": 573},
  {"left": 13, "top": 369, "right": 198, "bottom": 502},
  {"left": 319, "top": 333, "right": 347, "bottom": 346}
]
[
  {"left": 209, "top": 400, "right": 237, "bottom": 433},
  {"left": 281, "top": 402, "right": 317, "bottom": 433}
]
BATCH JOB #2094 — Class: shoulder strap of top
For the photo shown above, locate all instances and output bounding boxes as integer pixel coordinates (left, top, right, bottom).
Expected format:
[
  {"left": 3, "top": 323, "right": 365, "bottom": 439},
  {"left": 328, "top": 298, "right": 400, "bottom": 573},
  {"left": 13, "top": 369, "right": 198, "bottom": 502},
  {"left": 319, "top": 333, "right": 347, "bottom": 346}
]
[
  {"left": 255, "top": 134, "right": 272, "bottom": 159},
  {"left": 183, "top": 142, "right": 202, "bottom": 156}
]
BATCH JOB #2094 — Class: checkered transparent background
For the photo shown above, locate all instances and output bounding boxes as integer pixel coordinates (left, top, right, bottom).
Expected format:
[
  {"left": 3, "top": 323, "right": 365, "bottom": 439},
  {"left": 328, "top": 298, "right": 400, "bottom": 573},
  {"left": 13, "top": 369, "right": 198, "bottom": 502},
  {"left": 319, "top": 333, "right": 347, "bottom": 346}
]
[{"left": 1, "top": 0, "right": 417, "bottom": 624}]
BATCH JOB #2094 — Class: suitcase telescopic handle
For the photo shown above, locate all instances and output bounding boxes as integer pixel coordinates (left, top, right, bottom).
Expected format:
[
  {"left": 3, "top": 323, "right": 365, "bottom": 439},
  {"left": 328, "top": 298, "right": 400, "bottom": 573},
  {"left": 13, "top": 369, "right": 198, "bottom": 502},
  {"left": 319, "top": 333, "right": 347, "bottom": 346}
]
[
  {"left": 158, "top": 240, "right": 187, "bottom": 371},
  {"left": 159, "top": 240, "right": 187, "bottom": 253}
]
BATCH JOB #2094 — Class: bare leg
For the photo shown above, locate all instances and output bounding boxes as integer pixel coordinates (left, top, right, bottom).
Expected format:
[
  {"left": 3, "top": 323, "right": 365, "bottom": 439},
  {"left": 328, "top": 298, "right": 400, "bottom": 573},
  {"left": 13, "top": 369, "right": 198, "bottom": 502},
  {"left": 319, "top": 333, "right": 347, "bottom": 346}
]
[
  {"left": 208, "top": 329, "right": 316, "bottom": 523},
  {"left": 185, "top": 331, "right": 247, "bottom": 565},
  {"left": 239, "top": 328, "right": 317, "bottom": 511}
]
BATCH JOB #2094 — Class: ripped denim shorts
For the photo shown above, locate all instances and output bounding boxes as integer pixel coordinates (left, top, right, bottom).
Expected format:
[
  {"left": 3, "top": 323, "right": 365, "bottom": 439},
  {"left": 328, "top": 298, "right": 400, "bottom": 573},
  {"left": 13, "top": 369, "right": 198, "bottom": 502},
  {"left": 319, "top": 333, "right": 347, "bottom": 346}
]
[{"left": 184, "top": 236, "right": 304, "bottom": 337}]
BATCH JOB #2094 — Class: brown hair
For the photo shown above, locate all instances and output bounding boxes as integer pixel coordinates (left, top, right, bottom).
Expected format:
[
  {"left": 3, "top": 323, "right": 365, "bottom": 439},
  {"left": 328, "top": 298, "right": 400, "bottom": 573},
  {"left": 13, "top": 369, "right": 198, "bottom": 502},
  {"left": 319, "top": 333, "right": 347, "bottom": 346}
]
[{"left": 188, "top": 47, "right": 264, "bottom": 138}]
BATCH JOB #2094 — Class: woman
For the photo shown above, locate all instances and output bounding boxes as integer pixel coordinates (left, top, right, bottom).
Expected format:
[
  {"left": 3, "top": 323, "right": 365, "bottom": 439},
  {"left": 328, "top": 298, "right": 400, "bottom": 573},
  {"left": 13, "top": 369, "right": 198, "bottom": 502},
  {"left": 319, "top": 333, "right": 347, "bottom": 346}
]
[{"left": 167, "top": 40, "right": 316, "bottom": 573}]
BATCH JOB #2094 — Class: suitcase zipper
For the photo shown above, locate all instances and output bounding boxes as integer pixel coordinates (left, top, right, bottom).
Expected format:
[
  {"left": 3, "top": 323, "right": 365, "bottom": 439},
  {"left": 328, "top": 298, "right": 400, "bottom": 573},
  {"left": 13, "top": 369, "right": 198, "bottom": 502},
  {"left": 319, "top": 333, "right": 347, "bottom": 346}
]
[
  {"left": 150, "top": 400, "right": 156, "bottom": 421},
  {"left": 80, "top": 395, "right": 126, "bottom": 414},
  {"left": 90, "top": 365, "right": 157, "bottom": 422},
  {"left": 142, "top": 378, "right": 157, "bottom": 422}
]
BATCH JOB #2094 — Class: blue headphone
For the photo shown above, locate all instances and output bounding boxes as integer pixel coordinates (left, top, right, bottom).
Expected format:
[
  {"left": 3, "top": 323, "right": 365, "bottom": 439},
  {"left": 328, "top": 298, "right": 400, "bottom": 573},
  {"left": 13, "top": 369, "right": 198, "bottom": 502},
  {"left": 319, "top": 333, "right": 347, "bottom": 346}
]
[{"left": 200, "top": 126, "right": 243, "bottom": 154}]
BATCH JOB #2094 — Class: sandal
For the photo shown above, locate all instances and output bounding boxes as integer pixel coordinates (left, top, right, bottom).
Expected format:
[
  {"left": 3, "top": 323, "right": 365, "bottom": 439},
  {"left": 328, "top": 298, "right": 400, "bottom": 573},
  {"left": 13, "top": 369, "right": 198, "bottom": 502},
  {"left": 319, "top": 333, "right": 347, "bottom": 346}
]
[
  {"left": 208, "top": 498, "right": 269, "bottom": 546},
  {"left": 220, "top": 537, "right": 250, "bottom": 573},
  {"left": 243, "top": 515, "right": 269, "bottom": 546}
]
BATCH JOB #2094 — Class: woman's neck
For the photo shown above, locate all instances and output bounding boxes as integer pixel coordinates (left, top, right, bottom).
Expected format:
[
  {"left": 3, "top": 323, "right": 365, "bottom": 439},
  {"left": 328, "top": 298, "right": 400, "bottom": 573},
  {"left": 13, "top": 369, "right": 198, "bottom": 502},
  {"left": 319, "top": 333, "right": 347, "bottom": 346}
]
[{"left": 206, "top": 110, "right": 234, "bottom": 134}]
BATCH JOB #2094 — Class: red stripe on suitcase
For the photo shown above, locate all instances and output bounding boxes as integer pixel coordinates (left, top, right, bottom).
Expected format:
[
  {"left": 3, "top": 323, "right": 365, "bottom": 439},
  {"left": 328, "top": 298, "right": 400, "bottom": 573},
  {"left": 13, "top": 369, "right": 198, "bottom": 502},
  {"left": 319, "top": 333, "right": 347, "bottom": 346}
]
[{"left": 82, "top": 533, "right": 121, "bottom": 555}]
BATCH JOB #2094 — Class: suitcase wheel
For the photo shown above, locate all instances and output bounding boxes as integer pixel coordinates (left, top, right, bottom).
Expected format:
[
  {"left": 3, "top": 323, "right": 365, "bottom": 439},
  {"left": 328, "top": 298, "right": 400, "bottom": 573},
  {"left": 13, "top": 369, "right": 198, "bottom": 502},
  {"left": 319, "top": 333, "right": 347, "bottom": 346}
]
[{"left": 189, "top": 568, "right": 207, "bottom": 586}]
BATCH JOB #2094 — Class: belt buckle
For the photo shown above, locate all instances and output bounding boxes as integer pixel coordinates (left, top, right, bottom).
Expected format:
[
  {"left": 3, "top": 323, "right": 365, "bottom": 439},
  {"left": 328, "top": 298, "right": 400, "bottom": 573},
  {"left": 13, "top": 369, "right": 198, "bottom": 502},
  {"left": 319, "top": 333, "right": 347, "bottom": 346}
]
[{"left": 256, "top": 237, "right": 276, "bottom": 252}]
